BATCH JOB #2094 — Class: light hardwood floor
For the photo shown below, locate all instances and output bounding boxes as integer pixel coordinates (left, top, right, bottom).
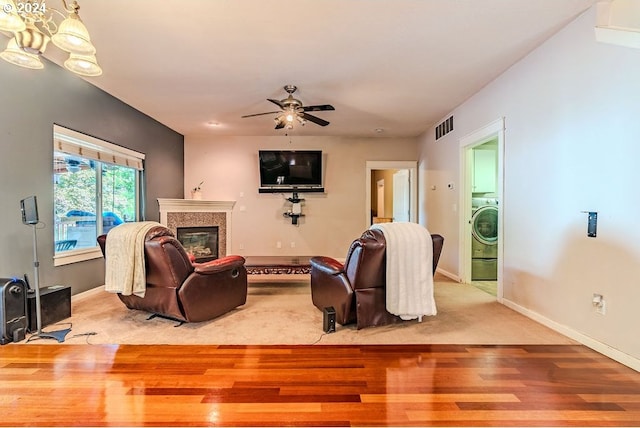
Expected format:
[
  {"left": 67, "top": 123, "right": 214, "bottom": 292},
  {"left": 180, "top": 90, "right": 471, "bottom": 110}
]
[{"left": 2, "top": 343, "right": 640, "bottom": 426}]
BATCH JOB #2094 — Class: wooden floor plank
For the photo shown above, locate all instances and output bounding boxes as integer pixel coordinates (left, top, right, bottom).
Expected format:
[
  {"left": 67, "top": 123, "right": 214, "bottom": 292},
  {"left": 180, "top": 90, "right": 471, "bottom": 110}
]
[{"left": 1, "top": 344, "right": 640, "bottom": 427}]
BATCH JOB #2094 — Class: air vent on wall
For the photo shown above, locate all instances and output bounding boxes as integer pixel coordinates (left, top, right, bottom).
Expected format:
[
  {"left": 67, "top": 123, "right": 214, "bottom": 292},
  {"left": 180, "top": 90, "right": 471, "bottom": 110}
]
[{"left": 435, "top": 115, "right": 453, "bottom": 140}]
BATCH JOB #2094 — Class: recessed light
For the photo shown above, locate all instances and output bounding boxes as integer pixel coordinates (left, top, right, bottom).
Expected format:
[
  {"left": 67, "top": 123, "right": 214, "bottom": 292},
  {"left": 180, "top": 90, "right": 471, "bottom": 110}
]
[
  {"left": 207, "top": 121, "right": 220, "bottom": 127},
  {"left": 374, "top": 128, "right": 384, "bottom": 133}
]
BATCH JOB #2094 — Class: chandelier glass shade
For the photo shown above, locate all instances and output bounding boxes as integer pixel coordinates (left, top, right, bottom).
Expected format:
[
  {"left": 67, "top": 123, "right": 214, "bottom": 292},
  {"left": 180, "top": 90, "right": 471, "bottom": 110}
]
[
  {"left": 51, "top": 12, "right": 95, "bottom": 55},
  {"left": 0, "top": 0, "right": 101, "bottom": 76},
  {"left": 64, "top": 52, "right": 100, "bottom": 76},
  {"left": 0, "top": 1, "right": 26, "bottom": 32},
  {"left": 0, "top": 36, "right": 42, "bottom": 68}
]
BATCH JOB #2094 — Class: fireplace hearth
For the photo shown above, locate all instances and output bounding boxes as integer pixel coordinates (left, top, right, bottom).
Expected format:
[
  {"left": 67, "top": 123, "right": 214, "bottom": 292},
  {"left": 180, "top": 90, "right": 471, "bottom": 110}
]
[{"left": 177, "top": 226, "right": 219, "bottom": 262}]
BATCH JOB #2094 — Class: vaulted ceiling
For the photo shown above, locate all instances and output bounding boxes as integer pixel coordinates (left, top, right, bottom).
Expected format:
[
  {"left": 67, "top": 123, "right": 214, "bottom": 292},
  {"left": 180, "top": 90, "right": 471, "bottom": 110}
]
[{"left": 9, "top": 0, "right": 599, "bottom": 137}]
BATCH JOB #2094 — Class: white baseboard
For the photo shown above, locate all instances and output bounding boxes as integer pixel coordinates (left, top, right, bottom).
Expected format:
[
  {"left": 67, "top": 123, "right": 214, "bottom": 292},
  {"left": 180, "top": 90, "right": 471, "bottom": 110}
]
[
  {"left": 502, "top": 298, "right": 640, "bottom": 372},
  {"left": 436, "top": 268, "right": 461, "bottom": 283},
  {"left": 71, "top": 286, "right": 104, "bottom": 303}
]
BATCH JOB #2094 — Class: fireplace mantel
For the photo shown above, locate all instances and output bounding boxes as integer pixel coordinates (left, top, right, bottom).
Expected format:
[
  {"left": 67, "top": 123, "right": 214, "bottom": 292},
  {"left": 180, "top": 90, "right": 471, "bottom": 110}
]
[
  {"left": 158, "top": 199, "right": 235, "bottom": 217},
  {"left": 157, "top": 198, "right": 236, "bottom": 256}
]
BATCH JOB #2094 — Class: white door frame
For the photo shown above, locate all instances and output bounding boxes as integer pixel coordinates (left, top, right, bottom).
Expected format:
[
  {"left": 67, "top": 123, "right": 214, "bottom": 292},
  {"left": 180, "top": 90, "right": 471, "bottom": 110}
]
[
  {"left": 365, "top": 161, "right": 417, "bottom": 229},
  {"left": 459, "top": 118, "right": 505, "bottom": 301}
]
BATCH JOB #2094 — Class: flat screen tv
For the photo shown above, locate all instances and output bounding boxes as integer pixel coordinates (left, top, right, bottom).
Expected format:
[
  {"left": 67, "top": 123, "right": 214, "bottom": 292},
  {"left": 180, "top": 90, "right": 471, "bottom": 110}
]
[
  {"left": 258, "top": 150, "right": 324, "bottom": 193},
  {"left": 20, "top": 195, "right": 39, "bottom": 225}
]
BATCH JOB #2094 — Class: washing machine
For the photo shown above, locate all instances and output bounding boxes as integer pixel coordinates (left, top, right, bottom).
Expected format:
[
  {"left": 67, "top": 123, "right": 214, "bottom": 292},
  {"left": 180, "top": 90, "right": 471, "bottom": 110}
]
[{"left": 471, "top": 198, "right": 498, "bottom": 280}]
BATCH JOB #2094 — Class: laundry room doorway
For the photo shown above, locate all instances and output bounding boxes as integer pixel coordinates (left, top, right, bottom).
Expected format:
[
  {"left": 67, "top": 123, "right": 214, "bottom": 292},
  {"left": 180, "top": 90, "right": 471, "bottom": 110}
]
[{"left": 459, "top": 119, "right": 505, "bottom": 300}]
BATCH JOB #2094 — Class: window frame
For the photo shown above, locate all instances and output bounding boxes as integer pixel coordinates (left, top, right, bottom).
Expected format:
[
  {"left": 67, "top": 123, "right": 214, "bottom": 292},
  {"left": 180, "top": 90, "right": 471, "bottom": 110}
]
[{"left": 53, "top": 125, "right": 145, "bottom": 266}]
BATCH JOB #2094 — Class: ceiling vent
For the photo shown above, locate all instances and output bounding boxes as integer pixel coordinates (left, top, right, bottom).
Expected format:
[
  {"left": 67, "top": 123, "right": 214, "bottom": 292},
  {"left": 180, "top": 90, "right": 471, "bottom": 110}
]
[{"left": 435, "top": 116, "right": 453, "bottom": 140}]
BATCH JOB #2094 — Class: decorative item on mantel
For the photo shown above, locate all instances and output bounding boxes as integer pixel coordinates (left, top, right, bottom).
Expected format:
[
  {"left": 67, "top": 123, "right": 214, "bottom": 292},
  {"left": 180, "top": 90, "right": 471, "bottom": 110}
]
[{"left": 191, "top": 181, "right": 204, "bottom": 200}]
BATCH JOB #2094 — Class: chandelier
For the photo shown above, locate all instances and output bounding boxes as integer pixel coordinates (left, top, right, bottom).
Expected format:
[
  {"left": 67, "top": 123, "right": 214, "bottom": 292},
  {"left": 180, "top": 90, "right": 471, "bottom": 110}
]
[{"left": 0, "top": 0, "right": 101, "bottom": 76}]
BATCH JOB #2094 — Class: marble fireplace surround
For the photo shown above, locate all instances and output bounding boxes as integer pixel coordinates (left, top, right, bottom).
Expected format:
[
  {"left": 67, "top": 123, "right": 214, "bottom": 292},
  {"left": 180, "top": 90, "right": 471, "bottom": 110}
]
[{"left": 157, "top": 199, "right": 235, "bottom": 257}]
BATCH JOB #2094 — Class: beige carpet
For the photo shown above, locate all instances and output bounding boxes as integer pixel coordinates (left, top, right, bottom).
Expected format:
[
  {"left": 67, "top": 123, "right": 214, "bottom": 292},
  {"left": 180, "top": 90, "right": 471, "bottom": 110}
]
[{"left": 35, "top": 275, "right": 575, "bottom": 345}]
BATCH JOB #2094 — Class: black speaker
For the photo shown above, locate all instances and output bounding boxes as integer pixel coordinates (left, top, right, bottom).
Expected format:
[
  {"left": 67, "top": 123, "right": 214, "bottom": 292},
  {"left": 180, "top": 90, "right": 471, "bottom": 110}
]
[
  {"left": 26, "top": 286, "right": 71, "bottom": 333},
  {"left": 0, "top": 278, "right": 27, "bottom": 345},
  {"left": 323, "top": 306, "right": 336, "bottom": 333}
]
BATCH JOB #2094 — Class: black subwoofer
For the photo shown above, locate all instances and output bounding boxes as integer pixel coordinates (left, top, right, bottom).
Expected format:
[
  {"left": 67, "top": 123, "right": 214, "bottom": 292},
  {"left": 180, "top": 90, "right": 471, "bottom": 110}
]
[
  {"left": 0, "top": 278, "right": 27, "bottom": 344},
  {"left": 26, "top": 286, "right": 71, "bottom": 333},
  {"left": 323, "top": 306, "right": 336, "bottom": 333}
]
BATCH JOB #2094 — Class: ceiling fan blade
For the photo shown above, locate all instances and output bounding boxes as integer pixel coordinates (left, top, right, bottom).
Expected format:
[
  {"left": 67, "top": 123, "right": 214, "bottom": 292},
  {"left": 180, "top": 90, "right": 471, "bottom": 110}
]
[
  {"left": 303, "top": 104, "right": 335, "bottom": 112},
  {"left": 301, "top": 112, "right": 330, "bottom": 126},
  {"left": 267, "top": 98, "right": 285, "bottom": 108},
  {"left": 241, "top": 111, "right": 281, "bottom": 118}
]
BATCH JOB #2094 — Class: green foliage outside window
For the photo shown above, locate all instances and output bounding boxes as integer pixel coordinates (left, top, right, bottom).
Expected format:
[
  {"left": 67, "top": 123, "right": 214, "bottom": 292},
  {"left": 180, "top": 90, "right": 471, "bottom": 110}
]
[
  {"left": 54, "top": 152, "right": 139, "bottom": 253},
  {"left": 102, "top": 164, "right": 136, "bottom": 222},
  {"left": 54, "top": 167, "right": 97, "bottom": 218}
]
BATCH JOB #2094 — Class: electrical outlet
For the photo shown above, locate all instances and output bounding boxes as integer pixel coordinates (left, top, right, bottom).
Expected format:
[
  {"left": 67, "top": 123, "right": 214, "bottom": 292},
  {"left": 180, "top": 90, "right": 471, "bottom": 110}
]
[
  {"left": 276, "top": 241, "right": 282, "bottom": 249},
  {"left": 593, "top": 293, "right": 606, "bottom": 315},
  {"left": 238, "top": 243, "right": 244, "bottom": 250},
  {"left": 290, "top": 242, "right": 296, "bottom": 248}
]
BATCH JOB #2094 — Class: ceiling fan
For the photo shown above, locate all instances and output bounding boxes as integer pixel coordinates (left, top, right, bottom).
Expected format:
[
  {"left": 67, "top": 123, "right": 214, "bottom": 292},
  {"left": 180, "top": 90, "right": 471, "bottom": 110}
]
[{"left": 241, "top": 85, "right": 335, "bottom": 129}]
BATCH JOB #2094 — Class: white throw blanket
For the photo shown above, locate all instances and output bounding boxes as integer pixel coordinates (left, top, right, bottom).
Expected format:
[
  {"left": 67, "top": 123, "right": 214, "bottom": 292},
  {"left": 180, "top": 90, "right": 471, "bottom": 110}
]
[
  {"left": 104, "top": 221, "right": 162, "bottom": 297},
  {"left": 370, "top": 222, "right": 436, "bottom": 320}
]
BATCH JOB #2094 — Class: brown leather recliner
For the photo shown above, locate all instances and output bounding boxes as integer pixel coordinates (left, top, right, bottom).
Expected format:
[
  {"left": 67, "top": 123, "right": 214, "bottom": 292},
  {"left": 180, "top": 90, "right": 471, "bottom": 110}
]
[
  {"left": 310, "top": 229, "right": 444, "bottom": 329},
  {"left": 97, "top": 225, "right": 247, "bottom": 323}
]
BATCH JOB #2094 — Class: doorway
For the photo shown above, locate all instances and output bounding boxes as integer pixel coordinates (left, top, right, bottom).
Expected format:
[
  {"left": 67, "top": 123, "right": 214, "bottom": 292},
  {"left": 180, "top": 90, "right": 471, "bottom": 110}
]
[
  {"left": 365, "top": 161, "right": 417, "bottom": 228},
  {"left": 470, "top": 140, "right": 499, "bottom": 285},
  {"left": 459, "top": 119, "right": 505, "bottom": 300},
  {"left": 370, "top": 169, "right": 409, "bottom": 224}
]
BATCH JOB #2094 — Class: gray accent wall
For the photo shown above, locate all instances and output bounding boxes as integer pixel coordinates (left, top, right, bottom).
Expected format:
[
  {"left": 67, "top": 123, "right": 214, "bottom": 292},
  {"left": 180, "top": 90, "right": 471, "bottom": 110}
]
[{"left": 0, "top": 59, "right": 183, "bottom": 295}]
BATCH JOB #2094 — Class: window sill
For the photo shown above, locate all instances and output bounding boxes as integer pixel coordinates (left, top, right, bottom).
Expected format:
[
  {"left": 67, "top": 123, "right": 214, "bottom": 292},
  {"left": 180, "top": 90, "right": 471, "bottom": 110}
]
[{"left": 54, "top": 247, "right": 103, "bottom": 266}]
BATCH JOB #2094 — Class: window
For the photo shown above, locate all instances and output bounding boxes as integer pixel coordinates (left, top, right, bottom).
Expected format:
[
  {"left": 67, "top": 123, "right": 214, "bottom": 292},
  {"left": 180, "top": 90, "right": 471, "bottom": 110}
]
[{"left": 53, "top": 125, "right": 145, "bottom": 266}]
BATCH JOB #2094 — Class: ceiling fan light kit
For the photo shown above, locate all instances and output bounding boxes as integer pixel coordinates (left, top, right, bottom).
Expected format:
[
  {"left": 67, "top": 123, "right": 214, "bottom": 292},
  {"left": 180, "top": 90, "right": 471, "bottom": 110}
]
[
  {"left": 243, "top": 85, "right": 334, "bottom": 130},
  {"left": 0, "top": 0, "right": 101, "bottom": 76}
]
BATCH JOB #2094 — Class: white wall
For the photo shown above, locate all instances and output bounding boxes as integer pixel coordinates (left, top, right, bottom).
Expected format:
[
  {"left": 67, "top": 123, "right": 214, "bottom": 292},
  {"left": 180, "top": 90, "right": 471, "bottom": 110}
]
[
  {"left": 418, "top": 122, "right": 462, "bottom": 275},
  {"left": 184, "top": 135, "right": 418, "bottom": 258},
  {"left": 420, "top": 5, "right": 640, "bottom": 364}
]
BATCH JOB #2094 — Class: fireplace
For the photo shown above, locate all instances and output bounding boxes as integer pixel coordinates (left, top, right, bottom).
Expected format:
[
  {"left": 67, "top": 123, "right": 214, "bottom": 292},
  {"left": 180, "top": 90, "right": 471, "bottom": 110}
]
[
  {"left": 157, "top": 199, "right": 235, "bottom": 258},
  {"left": 177, "top": 226, "right": 219, "bottom": 262}
]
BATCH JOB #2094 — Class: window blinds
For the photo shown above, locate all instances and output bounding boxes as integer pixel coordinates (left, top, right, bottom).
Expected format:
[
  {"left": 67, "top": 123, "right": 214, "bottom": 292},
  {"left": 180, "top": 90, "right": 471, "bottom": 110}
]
[{"left": 53, "top": 124, "right": 145, "bottom": 171}]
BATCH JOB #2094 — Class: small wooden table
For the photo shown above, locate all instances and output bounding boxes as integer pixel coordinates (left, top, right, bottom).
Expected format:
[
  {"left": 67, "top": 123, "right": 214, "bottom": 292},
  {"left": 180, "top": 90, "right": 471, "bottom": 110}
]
[{"left": 244, "top": 256, "right": 312, "bottom": 275}]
